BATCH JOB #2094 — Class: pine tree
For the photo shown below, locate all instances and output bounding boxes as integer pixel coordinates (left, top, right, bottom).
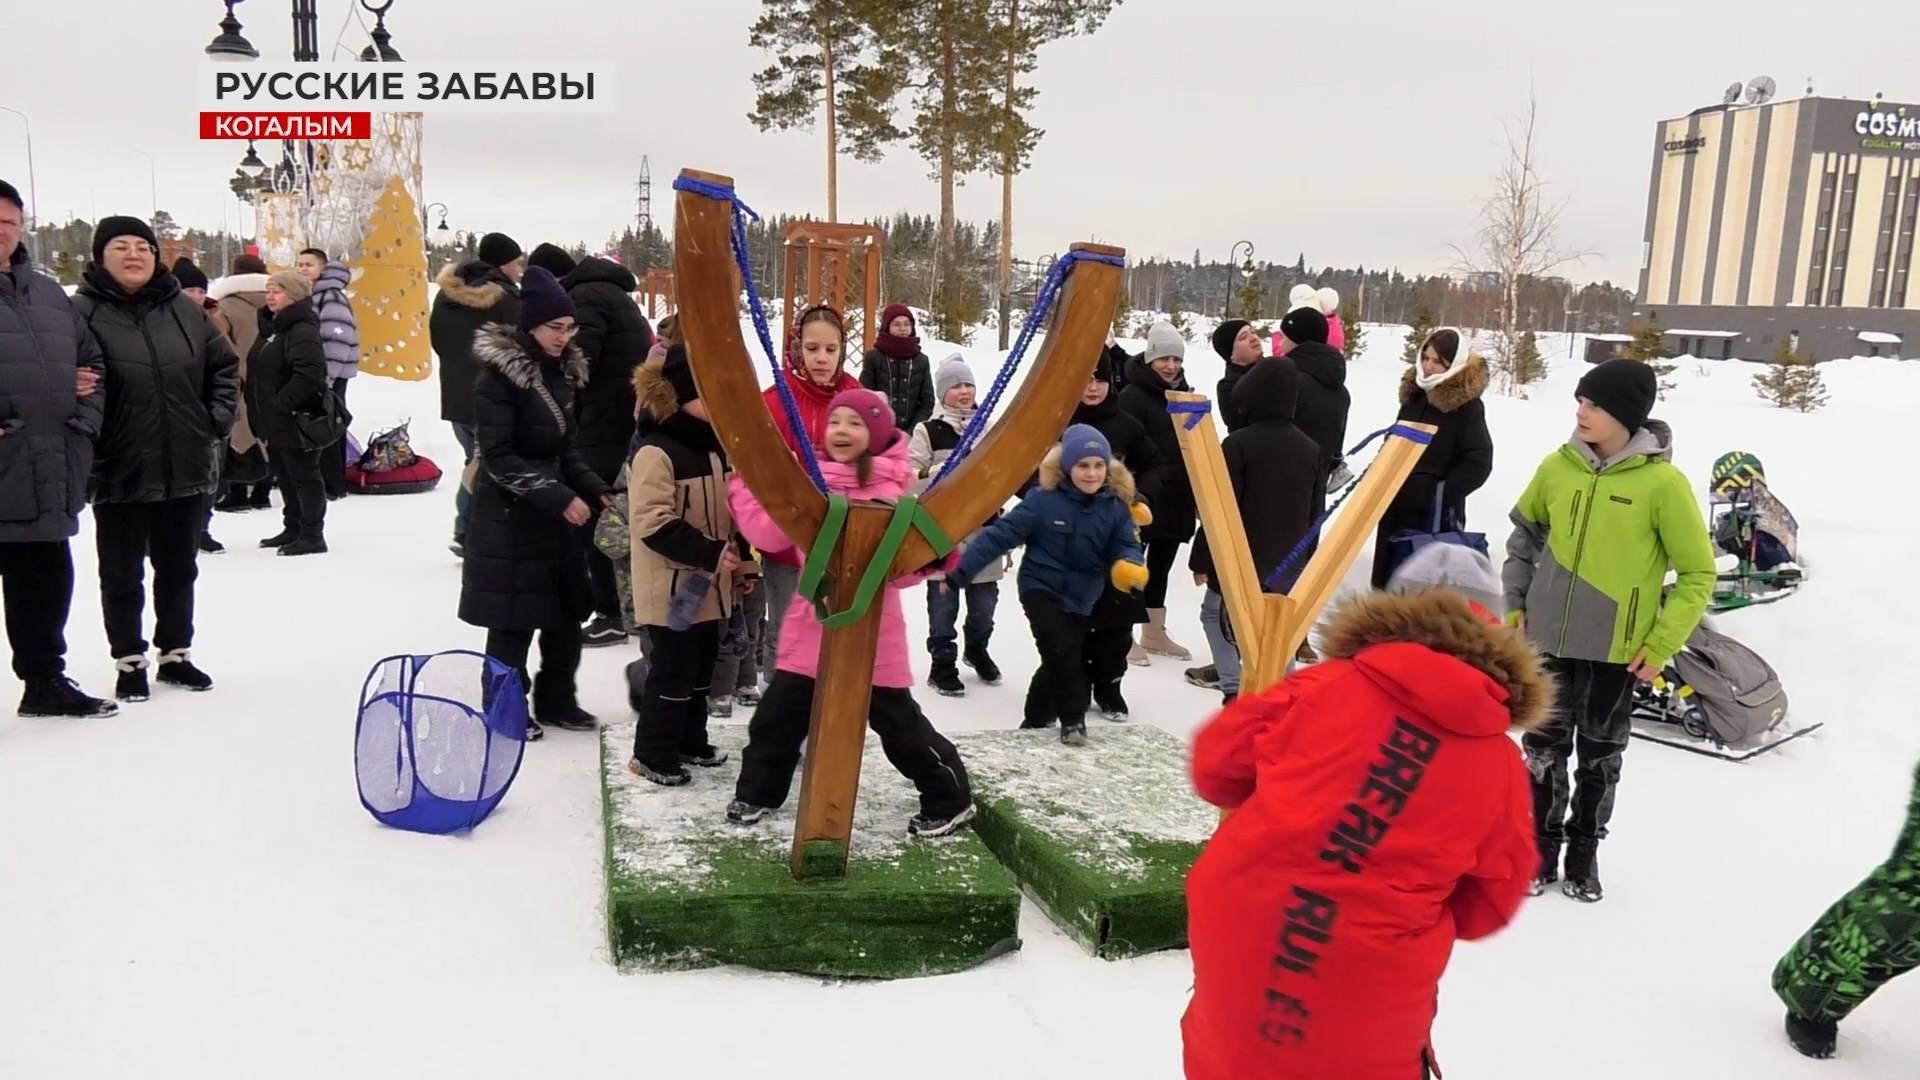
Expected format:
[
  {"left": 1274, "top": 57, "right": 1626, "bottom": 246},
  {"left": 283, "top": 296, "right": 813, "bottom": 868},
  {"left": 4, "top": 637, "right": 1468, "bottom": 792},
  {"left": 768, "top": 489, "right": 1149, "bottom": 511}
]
[
  {"left": 1401, "top": 305, "right": 1436, "bottom": 363},
  {"left": 346, "top": 177, "right": 430, "bottom": 382},
  {"left": 747, "top": 0, "right": 905, "bottom": 223},
  {"left": 1753, "top": 340, "right": 1830, "bottom": 413},
  {"left": 1235, "top": 258, "right": 1264, "bottom": 320},
  {"left": 1343, "top": 317, "right": 1368, "bottom": 361},
  {"left": 1510, "top": 330, "right": 1547, "bottom": 385},
  {"left": 1111, "top": 274, "right": 1133, "bottom": 338},
  {"left": 1625, "top": 317, "right": 1678, "bottom": 398},
  {"left": 52, "top": 250, "right": 81, "bottom": 285}
]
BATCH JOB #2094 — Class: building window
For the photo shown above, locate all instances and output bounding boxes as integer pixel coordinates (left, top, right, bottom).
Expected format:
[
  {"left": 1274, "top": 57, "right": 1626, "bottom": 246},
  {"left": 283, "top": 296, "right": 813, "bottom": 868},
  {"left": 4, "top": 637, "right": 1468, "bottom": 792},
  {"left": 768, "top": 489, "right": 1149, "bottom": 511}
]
[
  {"left": 1808, "top": 167, "right": 1837, "bottom": 306},
  {"left": 1827, "top": 167, "right": 1858, "bottom": 308},
  {"left": 1896, "top": 184, "right": 1919, "bottom": 309},
  {"left": 1872, "top": 177, "right": 1902, "bottom": 307}
]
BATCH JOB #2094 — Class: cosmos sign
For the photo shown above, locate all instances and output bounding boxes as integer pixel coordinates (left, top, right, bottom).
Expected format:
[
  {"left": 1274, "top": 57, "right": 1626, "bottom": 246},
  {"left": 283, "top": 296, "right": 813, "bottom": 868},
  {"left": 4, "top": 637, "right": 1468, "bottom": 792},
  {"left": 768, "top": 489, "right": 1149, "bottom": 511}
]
[
  {"left": 1857, "top": 103, "right": 1920, "bottom": 153},
  {"left": 1665, "top": 134, "right": 1709, "bottom": 156}
]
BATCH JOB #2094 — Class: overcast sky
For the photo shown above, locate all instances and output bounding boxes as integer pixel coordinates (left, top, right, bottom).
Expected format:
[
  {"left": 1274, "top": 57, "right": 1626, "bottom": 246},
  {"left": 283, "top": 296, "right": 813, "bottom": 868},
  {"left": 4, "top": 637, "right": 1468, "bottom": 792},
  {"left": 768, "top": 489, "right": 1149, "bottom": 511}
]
[{"left": 4, "top": 1, "right": 1910, "bottom": 286}]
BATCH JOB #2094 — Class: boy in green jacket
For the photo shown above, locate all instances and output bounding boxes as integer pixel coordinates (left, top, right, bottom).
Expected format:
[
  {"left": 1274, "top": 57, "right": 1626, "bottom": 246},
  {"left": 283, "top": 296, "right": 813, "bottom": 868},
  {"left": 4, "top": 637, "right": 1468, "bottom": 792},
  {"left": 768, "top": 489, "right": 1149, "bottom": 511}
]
[{"left": 1502, "top": 359, "right": 1715, "bottom": 903}]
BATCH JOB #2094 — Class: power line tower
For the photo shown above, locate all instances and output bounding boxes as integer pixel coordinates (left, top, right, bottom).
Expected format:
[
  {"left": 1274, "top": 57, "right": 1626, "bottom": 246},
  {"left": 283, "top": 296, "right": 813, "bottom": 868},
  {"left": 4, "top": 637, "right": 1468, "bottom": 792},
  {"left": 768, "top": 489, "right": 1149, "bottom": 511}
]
[{"left": 637, "top": 156, "right": 652, "bottom": 232}]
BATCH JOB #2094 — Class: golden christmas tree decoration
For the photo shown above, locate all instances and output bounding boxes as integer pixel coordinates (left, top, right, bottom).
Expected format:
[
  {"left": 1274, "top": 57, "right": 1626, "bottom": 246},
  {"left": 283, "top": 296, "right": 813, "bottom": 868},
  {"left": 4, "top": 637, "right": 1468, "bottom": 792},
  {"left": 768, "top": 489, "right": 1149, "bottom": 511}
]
[{"left": 346, "top": 176, "right": 431, "bottom": 381}]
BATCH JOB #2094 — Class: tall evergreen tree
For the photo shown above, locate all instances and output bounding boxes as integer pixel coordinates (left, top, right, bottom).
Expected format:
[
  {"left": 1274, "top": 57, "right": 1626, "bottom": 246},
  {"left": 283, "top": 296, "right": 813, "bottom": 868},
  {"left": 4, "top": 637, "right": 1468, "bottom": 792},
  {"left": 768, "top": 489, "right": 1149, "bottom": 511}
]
[
  {"left": 1626, "top": 315, "right": 1678, "bottom": 397},
  {"left": 1511, "top": 330, "right": 1547, "bottom": 385},
  {"left": 747, "top": 0, "right": 906, "bottom": 222},
  {"left": 1235, "top": 258, "right": 1264, "bottom": 320},
  {"left": 1343, "top": 317, "right": 1368, "bottom": 361}
]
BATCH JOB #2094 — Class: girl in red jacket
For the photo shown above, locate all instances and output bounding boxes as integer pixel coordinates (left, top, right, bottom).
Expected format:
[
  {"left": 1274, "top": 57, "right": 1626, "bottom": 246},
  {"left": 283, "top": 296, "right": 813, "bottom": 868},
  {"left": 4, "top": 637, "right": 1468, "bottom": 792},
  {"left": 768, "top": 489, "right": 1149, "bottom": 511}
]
[
  {"left": 1183, "top": 585, "right": 1548, "bottom": 1080},
  {"left": 758, "top": 305, "right": 866, "bottom": 679}
]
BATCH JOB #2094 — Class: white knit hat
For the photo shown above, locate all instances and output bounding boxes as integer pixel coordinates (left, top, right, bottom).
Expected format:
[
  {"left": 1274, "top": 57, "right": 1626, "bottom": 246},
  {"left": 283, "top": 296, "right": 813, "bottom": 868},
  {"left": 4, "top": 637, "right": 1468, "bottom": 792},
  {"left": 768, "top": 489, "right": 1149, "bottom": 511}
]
[
  {"left": 935, "top": 353, "right": 975, "bottom": 400},
  {"left": 1144, "top": 320, "right": 1185, "bottom": 362},
  {"left": 1317, "top": 287, "right": 1341, "bottom": 315},
  {"left": 1288, "top": 283, "right": 1318, "bottom": 312}
]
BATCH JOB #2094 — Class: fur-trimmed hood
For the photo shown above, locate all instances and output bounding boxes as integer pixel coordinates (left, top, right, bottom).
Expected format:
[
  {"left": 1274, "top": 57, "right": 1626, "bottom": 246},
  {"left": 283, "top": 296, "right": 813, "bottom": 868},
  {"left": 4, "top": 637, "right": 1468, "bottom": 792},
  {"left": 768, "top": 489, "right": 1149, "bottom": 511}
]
[
  {"left": 1321, "top": 590, "right": 1552, "bottom": 733},
  {"left": 1399, "top": 352, "right": 1490, "bottom": 412},
  {"left": 435, "top": 260, "right": 514, "bottom": 311},
  {"left": 209, "top": 272, "right": 269, "bottom": 302},
  {"left": 473, "top": 322, "right": 587, "bottom": 391},
  {"left": 633, "top": 354, "right": 679, "bottom": 424},
  {"left": 1036, "top": 444, "right": 1138, "bottom": 505}
]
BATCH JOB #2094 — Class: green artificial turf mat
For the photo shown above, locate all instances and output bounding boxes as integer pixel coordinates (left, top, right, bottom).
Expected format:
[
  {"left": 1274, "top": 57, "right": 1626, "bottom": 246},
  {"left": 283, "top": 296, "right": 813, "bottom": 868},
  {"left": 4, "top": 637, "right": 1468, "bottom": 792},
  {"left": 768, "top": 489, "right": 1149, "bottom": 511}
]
[
  {"left": 601, "top": 722, "right": 1021, "bottom": 979},
  {"left": 953, "top": 726, "right": 1215, "bottom": 959}
]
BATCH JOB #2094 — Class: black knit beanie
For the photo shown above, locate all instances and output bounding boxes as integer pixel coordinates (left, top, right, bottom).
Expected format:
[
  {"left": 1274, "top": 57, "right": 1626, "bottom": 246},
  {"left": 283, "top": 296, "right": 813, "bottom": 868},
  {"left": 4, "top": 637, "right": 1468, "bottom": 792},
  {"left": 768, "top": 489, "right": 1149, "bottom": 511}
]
[
  {"left": 0, "top": 179, "right": 22, "bottom": 211},
  {"left": 478, "top": 231, "right": 522, "bottom": 269},
  {"left": 515, "top": 266, "right": 575, "bottom": 331},
  {"left": 1279, "top": 306, "right": 1329, "bottom": 347},
  {"left": 662, "top": 343, "right": 699, "bottom": 406},
  {"left": 171, "top": 257, "right": 209, "bottom": 291},
  {"left": 92, "top": 216, "right": 159, "bottom": 263},
  {"left": 1211, "top": 319, "right": 1251, "bottom": 361},
  {"left": 1575, "top": 359, "right": 1658, "bottom": 434},
  {"left": 527, "top": 242, "right": 576, "bottom": 279}
]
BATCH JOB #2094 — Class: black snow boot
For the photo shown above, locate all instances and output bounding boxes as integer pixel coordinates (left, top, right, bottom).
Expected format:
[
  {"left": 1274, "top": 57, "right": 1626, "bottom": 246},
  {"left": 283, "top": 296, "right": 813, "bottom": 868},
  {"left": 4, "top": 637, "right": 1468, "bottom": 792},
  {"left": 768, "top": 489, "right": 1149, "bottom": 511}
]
[
  {"left": 533, "top": 673, "right": 597, "bottom": 731},
  {"left": 962, "top": 647, "right": 1001, "bottom": 685},
  {"left": 247, "top": 482, "right": 274, "bottom": 510},
  {"left": 278, "top": 534, "right": 328, "bottom": 557},
  {"left": 1093, "top": 682, "right": 1130, "bottom": 723},
  {"left": 197, "top": 533, "right": 226, "bottom": 555},
  {"left": 18, "top": 676, "right": 119, "bottom": 718},
  {"left": 213, "top": 487, "right": 253, "bottom": 513},
  {"left": 1784, "top": 1013, "right": 1837, "bottom": 1059},
  {"left": 259, "top": 528, "right": 297, "bottom": 549},
  {"left": 929, "top": 662, "right": 966, "bottom": 697},
  {"left": 114, "top": 656, "right": 151, "bottom": 703},
  {"left": 1561, "top": 842, "right": 1603, "bottom": 903},
  {"left": 156, "top": 650, "right": 213, "bottom": 692}
]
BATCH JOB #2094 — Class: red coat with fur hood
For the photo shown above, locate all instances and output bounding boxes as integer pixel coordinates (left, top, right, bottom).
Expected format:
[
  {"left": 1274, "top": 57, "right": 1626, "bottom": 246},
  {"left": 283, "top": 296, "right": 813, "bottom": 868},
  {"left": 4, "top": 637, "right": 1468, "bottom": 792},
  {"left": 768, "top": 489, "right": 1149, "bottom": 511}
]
[{"left": 1182, "top": 591, "right": 1549, "bottom": 1080}]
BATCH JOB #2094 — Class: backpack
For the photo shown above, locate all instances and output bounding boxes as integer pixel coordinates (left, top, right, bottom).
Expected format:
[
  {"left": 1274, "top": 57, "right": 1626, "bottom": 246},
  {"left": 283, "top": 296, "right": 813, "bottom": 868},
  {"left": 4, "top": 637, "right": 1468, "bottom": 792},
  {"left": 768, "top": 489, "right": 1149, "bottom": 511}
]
[
  {"left": 1666, "top": 622, "right": 1789, "bottom": 745},
  {"left": 358, "top": 421, "right": 421, "bottom": 473}
]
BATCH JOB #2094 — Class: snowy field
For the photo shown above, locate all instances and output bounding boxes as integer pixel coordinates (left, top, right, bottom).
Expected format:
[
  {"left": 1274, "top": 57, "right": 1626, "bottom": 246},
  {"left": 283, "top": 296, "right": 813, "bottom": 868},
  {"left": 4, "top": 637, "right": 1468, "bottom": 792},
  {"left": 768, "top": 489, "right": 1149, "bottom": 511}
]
[{"left": 3, "top": 310, "right": 1917, "bottom": 1079}]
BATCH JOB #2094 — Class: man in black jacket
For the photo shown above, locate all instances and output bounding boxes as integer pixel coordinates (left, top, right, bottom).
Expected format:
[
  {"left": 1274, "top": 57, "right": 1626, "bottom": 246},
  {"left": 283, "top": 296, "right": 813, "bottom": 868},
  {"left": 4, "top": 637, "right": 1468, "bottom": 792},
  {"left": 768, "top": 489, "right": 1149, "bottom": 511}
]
[
  {"left": 560, "top": 252, "right": 654, "bottom": 647},
  {"left": 1277, "top": 305, "right": 1351, "bottom": 497},
  {"left": 1188, "top": 359, "right": 1324, "bottom": 702},
  {"left": 1210, "top": 319, "right": 1266, "bottom": 433},
  {"left": 431, "top": 233, "right": 522, "bottom": 553},
  {"left": 0, "top": 180, "right": 118, "bottom": 717}
]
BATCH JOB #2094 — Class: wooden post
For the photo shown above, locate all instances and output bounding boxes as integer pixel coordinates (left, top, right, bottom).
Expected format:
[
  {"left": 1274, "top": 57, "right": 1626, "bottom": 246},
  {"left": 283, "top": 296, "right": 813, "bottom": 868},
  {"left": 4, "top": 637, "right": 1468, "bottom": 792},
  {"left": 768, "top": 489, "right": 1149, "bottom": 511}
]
[{"left": 675, "top": 168, "right": 1123, "bottom": 879}]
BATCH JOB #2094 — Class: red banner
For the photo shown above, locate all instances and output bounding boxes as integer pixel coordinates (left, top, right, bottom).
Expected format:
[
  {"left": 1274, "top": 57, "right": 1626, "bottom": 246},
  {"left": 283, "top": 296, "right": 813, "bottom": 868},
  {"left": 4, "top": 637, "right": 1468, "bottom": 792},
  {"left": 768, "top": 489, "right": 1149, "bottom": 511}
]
[{"left": 199, "top": 112, "right": 371, "bottom": 140}]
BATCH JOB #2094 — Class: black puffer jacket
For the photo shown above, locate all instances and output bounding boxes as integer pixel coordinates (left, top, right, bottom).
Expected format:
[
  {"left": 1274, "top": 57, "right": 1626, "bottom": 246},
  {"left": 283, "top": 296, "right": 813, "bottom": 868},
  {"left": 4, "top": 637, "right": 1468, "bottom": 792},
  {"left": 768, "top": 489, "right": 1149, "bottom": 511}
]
[
  {"left": 458, "top": 324, "right": 612, "bottom": 631},
  {"left": 246, "top": 299, "right": 331, "bottom": 450},
  {"left": 432, "top": 260, "right": 520, "bottom": 427},
  {"left": 1191, "top": 359, "right": 1325, "bottom": 593},
  {"left": 1287, "top": 341, "right": 1352, "bottom": 487},
  {"left": 859, "top": 347, "right": 935, "bottom": 435},
  {"left": 1371, "top": 353, "right": 1494, "bottom": 588},
  {"left": 564, "top": 256, "right": 654, "bottom": 479},
  {"left": 1216, "top": 360, "right": 1258, "bottom": 433},
  {"left": 73, "top": 265, "right": 239, "bottom": 503},
  {"left": 1115, "top": 352, "right": 1197, "bottom": 543},
  {"left": 0, "top": 245, "right": 104, "bottom": 541}
]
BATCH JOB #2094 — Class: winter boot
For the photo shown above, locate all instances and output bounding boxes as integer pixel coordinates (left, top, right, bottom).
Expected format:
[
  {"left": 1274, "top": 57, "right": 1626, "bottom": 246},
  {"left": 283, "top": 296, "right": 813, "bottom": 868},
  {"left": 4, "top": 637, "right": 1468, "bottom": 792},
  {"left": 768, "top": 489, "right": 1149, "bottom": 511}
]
[
  {"left": 580, "top": 615, "right": 626, "bottom": 649},
  {"left": 1094, "top": 682, "right": 1130, "bottom": 722},
  {"left": 114, "top": 655, "right": 151, "bottom": 703},
  {"left": 1784, "top": 1014, "right": 1837, "bottom": 1059},
  {"left": 1561, "top": 842, "right": 1603, "bottom": 903},
  {"left": 155, "top": 649, "right": 213, "bottom": 692},
  {"left": 1531, "top": 841, "right": 1563, "bottom": 897},
  {"left": 278, "top": 535, "right": 328, "bottom": 556},
  {"left": 524, "top": 716, "right": 545, "bottom": 742},
  {"left": 533, "top": 673, "right": 597, "bottom": 732},
  {"left": 198, "top": 533, "right": 226, "bottom": 555},
  {"left": 247, "top": 482, "right": 274, "bottom": 510},
  {"left": 259, "top": 528, "right": 297, "bottom": 549},
  {"left": 908, "top": 804, "right": 979, "bottom": 838},
  {"left": 929, "top": 662, "right": 966, "bottom": 698},
  {"left": 1127, "top": 636, "right": 1151, "bottom": 667},
  {"left": 962, "top": 647, "right": 1002, "bottom": 685},
  {"left": 1140, "top": 608, "right": 1191, "bottom": 661},
  {"left": 18, "top": 676, "right": 119, "bottom": 718},
  {"left": 628, "top": 757, "right": 690, "bottom": 787},
  {"left": 213, "top": 487, "right": 253, "bottom": 513},
  {"left": 1060, "top": 722, "right": 1089, "bottom": 747},
  {"left": 1185, "top": 664, "right": 1220, "bottom": 690},
  {"left": 680, "top": 745, "right": 730, "bottom": 768},
  {"left": 734, "top": 684, "right": 760, "bottom": 707},
  {"left": 726, "top": 799, "right": 769, "bottom": 825},
  {"left": 707, "top": 695, "right": 735, "bottom": 719}
]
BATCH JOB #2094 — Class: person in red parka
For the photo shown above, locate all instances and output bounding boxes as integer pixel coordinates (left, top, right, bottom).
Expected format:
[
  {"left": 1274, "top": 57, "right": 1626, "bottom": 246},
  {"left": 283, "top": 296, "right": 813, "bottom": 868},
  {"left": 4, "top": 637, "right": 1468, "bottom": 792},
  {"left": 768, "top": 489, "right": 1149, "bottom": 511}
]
[
  {"left": 1183, "top": 582, "right": 1549, "bottom": 1080},
  {"left": 757, "top": 304, "right": 863, "bottom": 674}
]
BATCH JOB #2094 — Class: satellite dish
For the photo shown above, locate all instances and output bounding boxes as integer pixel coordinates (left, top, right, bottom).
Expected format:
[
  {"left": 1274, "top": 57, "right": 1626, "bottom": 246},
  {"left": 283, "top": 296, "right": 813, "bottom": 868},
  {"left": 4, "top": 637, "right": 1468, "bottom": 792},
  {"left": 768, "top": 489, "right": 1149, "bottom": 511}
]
[
  {"left": 1723, "top": 81, "right": 1745, "bottom": 105},
  {"left": 1746, "top": 76, "right": 1777, "bottom": 105}
]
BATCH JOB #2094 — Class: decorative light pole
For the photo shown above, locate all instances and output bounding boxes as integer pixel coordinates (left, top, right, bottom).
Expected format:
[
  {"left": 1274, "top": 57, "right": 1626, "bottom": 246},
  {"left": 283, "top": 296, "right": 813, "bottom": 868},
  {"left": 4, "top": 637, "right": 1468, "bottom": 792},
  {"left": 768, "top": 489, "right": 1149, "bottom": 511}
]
[
  {"left": 1227, "top": 240, "right": 1254, "bottom": 319},
  {"left": 0, "top": 106, "right": 38, "bottom": 261},
  {"left": 422, "top": 201, "right": 449, "bottom": 238}
]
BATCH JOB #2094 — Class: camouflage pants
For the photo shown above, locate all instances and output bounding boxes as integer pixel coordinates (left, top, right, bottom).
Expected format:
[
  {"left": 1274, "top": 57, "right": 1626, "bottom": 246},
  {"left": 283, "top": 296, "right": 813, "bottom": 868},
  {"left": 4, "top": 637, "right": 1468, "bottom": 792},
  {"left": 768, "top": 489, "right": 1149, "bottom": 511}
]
[{"left": 1772, "top": 759, "right": 1920, "bottom": 1023}]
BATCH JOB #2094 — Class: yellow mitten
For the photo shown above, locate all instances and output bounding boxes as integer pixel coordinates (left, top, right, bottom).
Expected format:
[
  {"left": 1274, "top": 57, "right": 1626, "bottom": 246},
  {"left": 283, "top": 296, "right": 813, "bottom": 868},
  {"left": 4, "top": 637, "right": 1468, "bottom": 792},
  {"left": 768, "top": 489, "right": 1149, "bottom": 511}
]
[
  {"left": 1130, "top": 501, "right": 1154, "bottom": 527},
  {"left": 1110, "top": 560, "right": 1149, "bottom": 593}
]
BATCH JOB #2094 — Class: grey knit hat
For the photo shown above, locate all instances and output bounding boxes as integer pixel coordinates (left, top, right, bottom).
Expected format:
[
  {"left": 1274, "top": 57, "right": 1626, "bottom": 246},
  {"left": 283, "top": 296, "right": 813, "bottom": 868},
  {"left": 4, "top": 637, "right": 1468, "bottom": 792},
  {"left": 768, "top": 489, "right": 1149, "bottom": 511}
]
[
  {"left": 1385, "top": 542, "right": 1505, "bottom": 617},
  {"left": 267, "top": 269, "right": 313, "bottom": 303},
  {"left": 935, "top": 353, "right": 975, "bottom": 401},
  {"left": 1144, "top": 320, "right": 1185, "bottom": 363}
]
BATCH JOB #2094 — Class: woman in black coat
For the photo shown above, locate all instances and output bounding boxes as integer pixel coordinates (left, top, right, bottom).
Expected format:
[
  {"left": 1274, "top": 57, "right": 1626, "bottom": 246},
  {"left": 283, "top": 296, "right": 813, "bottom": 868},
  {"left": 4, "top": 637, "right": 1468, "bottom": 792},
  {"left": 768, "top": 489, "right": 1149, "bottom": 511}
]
[
  {"left": 73, "top": 217, "right": 239, "bottom": 701},
  {"left": 457, "top": 267, "right": 612, "bottom": 739},
  {"left": 1370, "top": 328, "right": 1493, "bottom": 588},
  {"left": 248, "top": 272, "right": 333, "bottom": 557},
  {"left": 1114, "top": 326, "right": 1198, "bottom": 663}
]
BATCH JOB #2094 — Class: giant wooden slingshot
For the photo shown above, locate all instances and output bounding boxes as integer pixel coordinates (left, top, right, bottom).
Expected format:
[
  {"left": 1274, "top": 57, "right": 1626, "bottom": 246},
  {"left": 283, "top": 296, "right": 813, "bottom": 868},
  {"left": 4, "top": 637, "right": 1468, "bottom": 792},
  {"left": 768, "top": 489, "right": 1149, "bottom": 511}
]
[
  {"left": 673, "top": 169, "right": 1124, "bottom": 880},
  {"left": 1166, "top": 390, "right": 1437, "bottom": 697}
]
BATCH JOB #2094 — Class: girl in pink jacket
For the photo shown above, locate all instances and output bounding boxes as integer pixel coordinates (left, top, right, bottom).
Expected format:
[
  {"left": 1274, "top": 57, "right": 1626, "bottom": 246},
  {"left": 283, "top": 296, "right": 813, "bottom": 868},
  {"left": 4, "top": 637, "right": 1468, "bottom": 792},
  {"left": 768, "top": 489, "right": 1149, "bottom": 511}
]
[{"left": 725, "top": 388, "right": 977, "bottom": 837}]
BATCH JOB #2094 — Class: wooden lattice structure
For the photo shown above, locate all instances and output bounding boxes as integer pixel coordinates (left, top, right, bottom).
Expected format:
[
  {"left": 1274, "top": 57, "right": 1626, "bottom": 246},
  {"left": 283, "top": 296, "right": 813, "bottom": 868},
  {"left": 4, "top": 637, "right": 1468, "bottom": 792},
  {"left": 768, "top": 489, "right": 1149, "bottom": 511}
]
[
  {"left": 781, "top": 222, "right": 884, "bottom": 354},
  {"left": 676, "top": 169, "right": 1120, "bottom": 879},
  {"left": 1167, "top": 391, "right": 1436, "bottom": 695},
  {"left": 639, "top": 269, "right": 677, "bottom": 319}
]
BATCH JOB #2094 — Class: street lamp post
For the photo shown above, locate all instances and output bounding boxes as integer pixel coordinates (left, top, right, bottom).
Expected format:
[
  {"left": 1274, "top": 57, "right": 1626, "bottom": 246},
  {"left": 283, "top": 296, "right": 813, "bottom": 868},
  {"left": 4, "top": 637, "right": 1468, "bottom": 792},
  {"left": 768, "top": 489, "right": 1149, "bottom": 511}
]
[
  {"left": 1227, "top": 241, "right": 1254, "bottom": 319},
  {"left": 131, "top": 149, "right": 158, "bottom": 222},
  {"left": 0, "top": 106, "right": 38, "bottom": 262},
  {"left": 422, "top": 201, "right": 448, "bottom": 238}
]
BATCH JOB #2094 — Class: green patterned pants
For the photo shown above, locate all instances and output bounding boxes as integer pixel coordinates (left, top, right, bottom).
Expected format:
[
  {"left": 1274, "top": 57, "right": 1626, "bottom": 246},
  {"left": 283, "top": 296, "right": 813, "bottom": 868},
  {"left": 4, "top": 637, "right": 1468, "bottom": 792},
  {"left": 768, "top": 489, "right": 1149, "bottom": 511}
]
[{"left": 1773, "top": 759, "right": 1920, "bottom": 1023}]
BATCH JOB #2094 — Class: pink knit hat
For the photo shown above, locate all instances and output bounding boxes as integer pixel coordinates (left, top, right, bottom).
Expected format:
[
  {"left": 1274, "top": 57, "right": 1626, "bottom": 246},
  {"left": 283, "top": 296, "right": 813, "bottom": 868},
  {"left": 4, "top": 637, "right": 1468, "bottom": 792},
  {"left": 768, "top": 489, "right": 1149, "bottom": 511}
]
[{"left": 824, "top": 388, "right": 897, "bottom": 455}]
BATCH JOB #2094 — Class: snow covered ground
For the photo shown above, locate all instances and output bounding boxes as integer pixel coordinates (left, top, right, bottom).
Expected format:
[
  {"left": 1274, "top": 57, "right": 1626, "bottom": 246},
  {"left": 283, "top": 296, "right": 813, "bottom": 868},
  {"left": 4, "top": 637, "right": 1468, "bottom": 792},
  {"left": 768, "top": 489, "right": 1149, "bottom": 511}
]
[{"left": 3, "top": 312, "right": 1917, "bottom": 1079}]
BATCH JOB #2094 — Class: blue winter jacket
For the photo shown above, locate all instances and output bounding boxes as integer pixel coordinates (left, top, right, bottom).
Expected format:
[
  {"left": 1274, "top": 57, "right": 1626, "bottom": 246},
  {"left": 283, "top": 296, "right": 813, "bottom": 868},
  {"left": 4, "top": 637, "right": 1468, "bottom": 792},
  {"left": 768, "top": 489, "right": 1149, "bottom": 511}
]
[{"left": 958, "top": 449, "right": 1144, "bottom": 616}]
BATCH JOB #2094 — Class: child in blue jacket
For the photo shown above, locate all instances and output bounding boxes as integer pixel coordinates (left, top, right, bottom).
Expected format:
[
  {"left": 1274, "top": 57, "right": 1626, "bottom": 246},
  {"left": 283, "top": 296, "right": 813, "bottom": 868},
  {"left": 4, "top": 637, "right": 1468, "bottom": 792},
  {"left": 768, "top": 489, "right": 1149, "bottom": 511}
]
[{"left": 953, "top": 425, "right": 1149, "bottom": 746}]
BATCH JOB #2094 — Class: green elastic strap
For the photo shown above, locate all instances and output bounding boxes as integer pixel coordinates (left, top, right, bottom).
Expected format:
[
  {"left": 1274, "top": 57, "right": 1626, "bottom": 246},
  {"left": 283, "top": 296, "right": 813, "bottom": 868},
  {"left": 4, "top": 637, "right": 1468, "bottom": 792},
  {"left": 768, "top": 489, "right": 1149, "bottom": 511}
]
[{"left": 806, "top": 494, "right": 957, "bottom": 631}]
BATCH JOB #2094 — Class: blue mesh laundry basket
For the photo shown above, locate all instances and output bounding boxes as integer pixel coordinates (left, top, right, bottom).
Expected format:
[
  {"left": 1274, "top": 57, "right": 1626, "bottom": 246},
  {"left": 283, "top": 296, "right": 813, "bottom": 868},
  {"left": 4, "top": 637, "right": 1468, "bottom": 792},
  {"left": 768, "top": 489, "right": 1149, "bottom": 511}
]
[{"left": 355, "top": 650, "right": 528, "bottom": 834}]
